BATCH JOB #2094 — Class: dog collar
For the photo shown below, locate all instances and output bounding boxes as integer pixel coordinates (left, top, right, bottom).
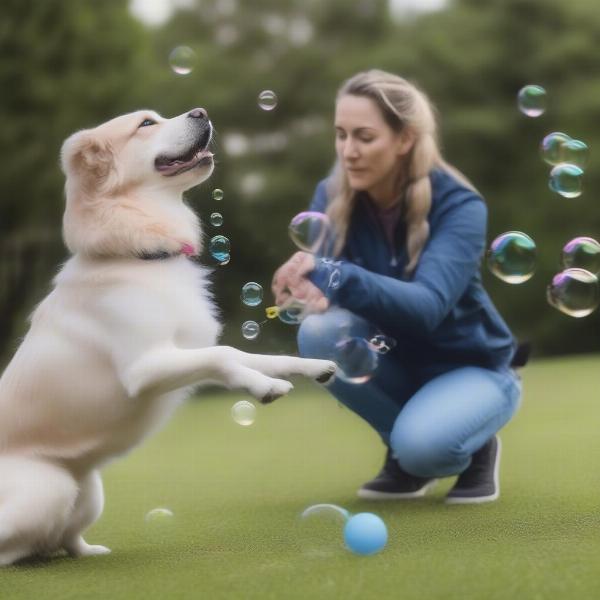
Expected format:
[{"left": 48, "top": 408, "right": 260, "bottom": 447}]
[{"left": 139, "top": 243, "right": 197, "bottom": 261}]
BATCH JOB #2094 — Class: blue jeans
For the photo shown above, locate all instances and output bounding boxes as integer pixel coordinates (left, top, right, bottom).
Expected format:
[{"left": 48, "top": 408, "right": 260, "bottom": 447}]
[{"left": 297, "top": 308, "right": 522, "bottom": 478}]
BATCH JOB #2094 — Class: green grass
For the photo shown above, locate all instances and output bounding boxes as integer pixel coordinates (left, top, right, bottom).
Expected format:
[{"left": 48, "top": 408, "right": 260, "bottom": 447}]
[{"left": 2, "top": 355, "right": 600, "bottom": 599}]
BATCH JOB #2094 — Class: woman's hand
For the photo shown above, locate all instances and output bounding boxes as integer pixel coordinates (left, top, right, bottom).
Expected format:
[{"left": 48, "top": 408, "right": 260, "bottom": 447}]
[{"left": 272, "top": 251, "right": 329, "bottom": 314}]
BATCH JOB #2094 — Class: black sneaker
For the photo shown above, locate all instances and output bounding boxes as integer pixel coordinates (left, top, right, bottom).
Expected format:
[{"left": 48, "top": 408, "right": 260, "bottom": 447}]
[
  {"left": 357, "top": 448, "right": 438, "bottom": 500},
  {"left": 445, "top": 435, "right": 501, "bottom": 504}
]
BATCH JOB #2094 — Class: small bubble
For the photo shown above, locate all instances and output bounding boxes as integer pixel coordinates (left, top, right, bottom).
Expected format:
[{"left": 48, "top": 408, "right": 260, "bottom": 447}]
[
  {"left": 549, "top": 164, "right": 583, "bottom": 198},
  {"left": 145, "top": 507, "right": 174, "bottom": 524},
  {"left": 231, "top": 400, "right": 256, "bottom": 426},
  {"left": 547, "top": 268, "right": 600, "bottom": 318},
  {"left": 301, "top": 504, "right": 350, "bottom": 522},
  {"left": 212, "top": 188, "right": 224, "bottom": 201},
  {"left": 209, "top": 235, "right": 230, "bottom": 263},
  {"left": 169, "top": 46, "right": 196, "bottom": 75},
  {"left": 242, "top": 320, "right": 260, "bottom": 340},
  {"left": 278, "top": 300, "right": 307, "bottom": 325},
  {"left": 487, "top": 232, "right": 536, "bottom": 284},
  {"left": 540, "top": 132, "right": 571, "bottom": 166},
  {"left": 562, "top": 237, "right": 600, "bottom": 274},
  {"left": 258, "top": 90, "right": 278, "bottom": 111},
  {"left": 517, "top": 84, "right": 546, "bottom": 117},
  {"left": 241, "top": 282, "right": 263, "bottom": 307},
  {"left": 210, "top": 212, "right": 223, "bottom": 227}
]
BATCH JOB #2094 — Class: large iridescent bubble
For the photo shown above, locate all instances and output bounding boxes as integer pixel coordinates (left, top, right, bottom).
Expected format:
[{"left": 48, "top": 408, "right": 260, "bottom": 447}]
[
  {"left": 333, "top": 337, "right": 379, "bottom": 384},
  {"left": 487, "top": 232, "right": 536, "bottom": 284},
  {"left": 288, "top": 211, "right": 331, "bottom": 254},
  {"left": 547, "top": 268, "right": 600, "bottom": 318}
]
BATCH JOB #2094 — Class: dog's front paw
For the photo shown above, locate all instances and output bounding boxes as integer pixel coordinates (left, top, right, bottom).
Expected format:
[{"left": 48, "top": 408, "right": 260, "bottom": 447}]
[
  {"left": 315, "top": 361, "right": 337, "bottom": 385},
  {"left": 259, "top": 378, "right": 293, "bottom": 404}
]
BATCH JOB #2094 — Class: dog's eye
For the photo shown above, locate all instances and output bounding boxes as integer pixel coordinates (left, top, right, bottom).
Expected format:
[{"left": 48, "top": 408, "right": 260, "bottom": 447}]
[{"left": 139, "top": 119, "right": 156, "bottom": 128}]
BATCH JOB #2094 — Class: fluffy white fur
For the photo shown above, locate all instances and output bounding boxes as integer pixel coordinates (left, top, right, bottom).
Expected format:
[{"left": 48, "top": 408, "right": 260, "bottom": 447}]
[{"left": 0, "top": 109, "right": 335, "bottom": 566}]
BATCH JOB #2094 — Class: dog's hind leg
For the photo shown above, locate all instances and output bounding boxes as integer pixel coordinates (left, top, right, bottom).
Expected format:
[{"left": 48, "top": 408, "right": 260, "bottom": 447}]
[
  {"left": 60, "top": 470, "right": 110, "bottom": 557},
  {"left": 0, "top": 456, "right": 78, "bottom": 566}
]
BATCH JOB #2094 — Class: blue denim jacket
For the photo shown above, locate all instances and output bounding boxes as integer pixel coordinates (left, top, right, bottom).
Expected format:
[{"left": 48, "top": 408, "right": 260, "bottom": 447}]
[{"left": 307, "top": 168, "right": 516, "bottom": 370}]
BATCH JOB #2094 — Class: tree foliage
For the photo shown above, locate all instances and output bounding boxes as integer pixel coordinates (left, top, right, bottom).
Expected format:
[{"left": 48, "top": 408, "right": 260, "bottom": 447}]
[{"left": 1, "top": 0, "right": 599, "bottom": 362}]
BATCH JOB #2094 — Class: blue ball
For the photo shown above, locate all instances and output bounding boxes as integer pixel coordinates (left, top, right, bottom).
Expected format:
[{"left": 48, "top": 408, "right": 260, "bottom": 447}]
[{"left": 343, "top": 512, "right": 388, "bottom": 556}]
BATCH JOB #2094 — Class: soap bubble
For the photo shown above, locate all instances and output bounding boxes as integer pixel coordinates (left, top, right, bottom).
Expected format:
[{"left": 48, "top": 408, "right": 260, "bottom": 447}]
[
  {"left": 561, "top": 139, "right": 589, "bottom": 170},
  {"left": 562, "top": 237, "right": 600, "bottom": 274},
  {"left": 231, "top": 400, "right": 256, "bottom": 426},
  {"left": 487, "top": 232, "right": 536, "bottom": 284},
  {"left": 288, "top": 211, "right": 331, "bottom": 254},
  {"left": 212, "top": 188, "right": 224, "bottom": 201},
  {"left": 241, "top": 320, "right": 260, "bottom": 340},
  {"left": 368, "top": 334, "right": 397, "bottom": 355},
  {"left": 278, "top": 299, "right": 307, "bottom": 325},
  {"left": 258, "top": 90, "right": 277, "bottom": 111},
  {"left": 540, "top": 132, "right": 571, "bottom": 166},
  {"left": 549, "top": 164, "right": 583, "bottom": 198},
  {"left": 209, "top": 235, "right": 230, "bottom": 263},
  {"left": 547, "top": 269, "right": 600, "bottom": 318},
  {"left": 241, "top": 282, "right": 263, "bottom": 307},
  {"left": 299, "top": 504, "right": 350, "bottom": 557},
  {"left": 301, "top": 504, "right": 350, "bottom": 522},
  {"left": 210, "top": 212, "right": 223, "bottom": 227},
  {"left": 517, "top": 84, "right": 546, "bottom": 117},
  {"left": 145, "top": 507, "right": 174, "bottom": 524},
  {"left": 333, "top": 337, "right": 379, "bottom": 384},
  {"left": 168, "top": 46, "right": 196, "bottom": 75}
]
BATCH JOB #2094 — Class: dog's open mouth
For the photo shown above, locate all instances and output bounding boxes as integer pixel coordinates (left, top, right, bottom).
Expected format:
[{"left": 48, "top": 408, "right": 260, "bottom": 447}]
[{"left": 155, "top": 146, "right": 213, "bottom": 177}]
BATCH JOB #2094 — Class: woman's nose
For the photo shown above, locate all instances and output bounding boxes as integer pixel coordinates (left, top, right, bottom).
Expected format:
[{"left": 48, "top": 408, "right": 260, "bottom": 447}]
[{"left": 342, "top": 140, "right": 359, "bottom": 159}]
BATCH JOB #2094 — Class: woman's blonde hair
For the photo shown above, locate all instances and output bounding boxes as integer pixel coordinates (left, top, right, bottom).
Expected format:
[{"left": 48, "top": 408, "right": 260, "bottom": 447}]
[{"left": 326, "top": 69, "right": 476, "bottom": 275}]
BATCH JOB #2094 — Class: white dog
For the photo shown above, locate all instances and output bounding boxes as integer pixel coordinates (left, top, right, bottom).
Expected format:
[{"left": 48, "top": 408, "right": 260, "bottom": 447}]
[{"left": 0, "top": 108, "right": 336, "bottom": 566}]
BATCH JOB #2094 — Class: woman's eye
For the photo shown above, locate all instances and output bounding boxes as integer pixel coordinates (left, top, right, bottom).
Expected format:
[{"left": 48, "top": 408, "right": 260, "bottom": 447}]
[{"left": 139, "top": 119, "right": 156, "bottom": 128}]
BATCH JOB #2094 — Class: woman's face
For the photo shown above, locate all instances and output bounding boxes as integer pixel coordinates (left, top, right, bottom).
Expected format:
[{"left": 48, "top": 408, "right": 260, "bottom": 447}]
[{"left": 334, "top": 94, "right": 413, "bottom": 198}]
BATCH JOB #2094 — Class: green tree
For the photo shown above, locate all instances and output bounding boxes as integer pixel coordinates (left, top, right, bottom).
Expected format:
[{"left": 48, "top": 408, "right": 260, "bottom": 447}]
[{"left": 0, "top": 0, "right": 154, "bottom": 364}]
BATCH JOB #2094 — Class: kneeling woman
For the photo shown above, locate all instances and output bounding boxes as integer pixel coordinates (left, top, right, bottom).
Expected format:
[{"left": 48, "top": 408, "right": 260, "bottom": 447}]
[{"left": 272, "top": 70, "right": 523, "bottom": 503}]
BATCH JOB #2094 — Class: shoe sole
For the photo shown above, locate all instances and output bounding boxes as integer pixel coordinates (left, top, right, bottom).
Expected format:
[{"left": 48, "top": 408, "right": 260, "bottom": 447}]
[
  {"left": 357, "top": 478, "right": 439, "bottom": 500},
  {"left": 445, "top": 436, "right": 502, "bottom": 505}
]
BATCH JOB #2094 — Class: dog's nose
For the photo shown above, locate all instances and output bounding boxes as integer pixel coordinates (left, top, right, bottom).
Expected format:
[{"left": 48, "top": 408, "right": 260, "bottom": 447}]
[{"left": 188, "top": 108, "right": 208, "bottom": 120}]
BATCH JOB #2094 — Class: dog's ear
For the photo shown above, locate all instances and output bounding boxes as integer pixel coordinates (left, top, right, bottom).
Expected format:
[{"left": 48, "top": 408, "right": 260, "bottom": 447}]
[{"left": 61, "top": 130, "right": 115, "bottom": 195}]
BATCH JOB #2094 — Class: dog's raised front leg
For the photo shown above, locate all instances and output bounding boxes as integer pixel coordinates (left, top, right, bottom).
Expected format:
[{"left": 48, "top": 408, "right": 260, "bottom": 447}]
[{"left": 122, "top": 345, "right": 295, "bottom": 403}]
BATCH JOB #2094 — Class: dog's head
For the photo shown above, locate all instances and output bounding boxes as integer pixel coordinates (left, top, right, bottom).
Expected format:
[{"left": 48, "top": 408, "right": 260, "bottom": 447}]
[
  {"left": 60, "top": 109, "right": 214, "bottom": 258},
  {"left": 61, "top": 108, "right": 214, "bottom": 197}
]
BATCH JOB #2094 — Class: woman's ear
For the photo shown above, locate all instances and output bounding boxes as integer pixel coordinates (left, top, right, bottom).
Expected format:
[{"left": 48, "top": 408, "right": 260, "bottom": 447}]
[{"left": 396, "top": 128, "right": 417, "bottom": 157}]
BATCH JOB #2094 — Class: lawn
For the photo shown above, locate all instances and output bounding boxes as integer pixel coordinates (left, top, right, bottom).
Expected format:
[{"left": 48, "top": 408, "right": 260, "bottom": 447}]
[{"left": 2, "top": 355, "right": 600, "bottom": 600}]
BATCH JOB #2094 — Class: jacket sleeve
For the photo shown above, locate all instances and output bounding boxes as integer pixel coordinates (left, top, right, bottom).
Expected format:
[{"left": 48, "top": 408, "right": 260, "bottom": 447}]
[{"left": 308, "top": 192, "right": 487, "bottom": 335}]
